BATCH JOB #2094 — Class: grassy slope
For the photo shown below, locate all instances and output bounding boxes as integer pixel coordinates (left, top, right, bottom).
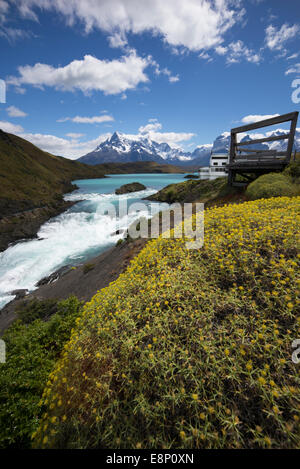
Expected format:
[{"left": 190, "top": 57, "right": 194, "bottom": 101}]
[
  {"left": 147, "top": 176, "right": 246, "bottom": 206},
  {"left": 148, "top": 155, "right": 300, "bottom": 206},
  {"left": 33, "top": 196, "right": 300, "bottom": 449},
  {"left": 0, "top": 130, "right": 106, "bottom": 216}
]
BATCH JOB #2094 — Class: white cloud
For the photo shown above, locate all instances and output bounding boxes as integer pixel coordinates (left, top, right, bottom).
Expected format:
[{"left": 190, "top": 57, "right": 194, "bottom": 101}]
[
  {"left": 58, "top": 114, "right": 114, "bottom": 124},
  {"left": 6, "top": 105, "right": 27, "bottom": 117},
  {"left": 287, "top": 53, "right": 299, "bottom": 60},
  {"left": 139, "top": 120, "right": 162, "bottom": 134},
  {"left": 137, "top": 119, "right": 194, "bottom": 148},
  {"left": 15, "top": 0, "right": 242, "bottom": 52},
  {"left": 285, "top": 63, "right": 300, "bottom": 75},
  {"left": 225, "top": 40, "right": 261, "bottom": 64},
  {"left": 265, "top": 23, "right": 299, "bottom": 51},
  {"left": 168, "top": 75, "right": 179, "bottom": 83},
  {"left": 0, "top": 0, "right": 9, "bottom": 22},
  {"left": 108, "top": 32, "right": 127, "bottom": 49},
  {"left": 19, "top": 132, "right": 111, "bottom": 159},
  {"left": 65, "top": 133, "right": 85, "bottom": 138},
  {"left": 0, "top": 26, "right": 30, "bottom": 42},
  {"left": 0, "top": 120, "right": 24, "bottom": 133},
  {"left": 215, "top": 45, "right": 228, "bottom": 55},
  {"left": 196, "top": 143, "right": 213, "bottom": 149},
  {"left": 9, "top": 51, "right": 151, "bottom": 96},
  {"left": 198, "top": 52, "right": 213, "bottom": 62},
  {"left": 0, "top": 1, "right": 32, "bottom": 42},
  {"left": 241, "top": 114, "right": 280, "bottom": 124},
  {"left": 151, "top": 60, "right": 179, "bottom": 83}
]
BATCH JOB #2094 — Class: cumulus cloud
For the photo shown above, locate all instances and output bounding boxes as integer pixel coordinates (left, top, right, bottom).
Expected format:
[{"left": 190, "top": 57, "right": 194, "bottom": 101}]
[
  {"left": 225, "top": 40, "right": 261, "bottom": 64},
  {"left": 285, "top": 63, "right": 300, "bottom": 75},
  {"left": 241, "top": 114, "right": 280, "bottom": 124},
  {"left": 8, "top": 51, "right": 151, "bottom": 95},
  {"left": 108, "top": 32, "right": 127, "bottom": 49},
  {"left": 18, "top": 132, "right": 111, "bottom": 159},
  {"left": 215, "top": 45, "right": 228, "bottom": 55},
  {"left": 57, "top": 114, "right": 114, "bottom": 124},
  {"left": 139, "top": 121, "right": 162, "bottom": 134},
  {"left": 6, "top": 105, "right": 27, "bottom": 117},
  {"left": 15, "top": 0, "right": 242, "bottom": 52},
  {"left": 0, "top": 120, "right": 24, "bottom": 133},
  {"left": 137, "top": 119, "right": 194, "bottom": 148},
  {"left": 265, "top": 23, "right": 299, "bottom": 51}
]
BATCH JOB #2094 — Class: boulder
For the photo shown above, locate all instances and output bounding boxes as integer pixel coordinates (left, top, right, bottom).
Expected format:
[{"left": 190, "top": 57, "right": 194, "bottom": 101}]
[{"left": 115, "top": 182, "right": 146, "bottom": 195}]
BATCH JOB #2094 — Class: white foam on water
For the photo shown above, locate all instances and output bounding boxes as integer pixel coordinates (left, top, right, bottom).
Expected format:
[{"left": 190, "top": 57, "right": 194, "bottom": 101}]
[
  {"left": 0, "top": 189, "right": 160, "bottom": 309},
  {"left": 64, "top": 188, "right": 156, "bottom": 202}
]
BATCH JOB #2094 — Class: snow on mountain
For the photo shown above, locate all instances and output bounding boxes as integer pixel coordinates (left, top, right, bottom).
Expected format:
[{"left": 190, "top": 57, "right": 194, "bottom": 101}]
[
  {"left": 211, "top": 129, "right": 300, "bottom": 154},
  {"left": 211, "top": 132, "right": 231, "bottom": 153},
  {"left": 77, "top": 128, "right": 300, "bottom": 166},
  {"left": 78, "top": 131, "right": 194, "bottom": 165}
]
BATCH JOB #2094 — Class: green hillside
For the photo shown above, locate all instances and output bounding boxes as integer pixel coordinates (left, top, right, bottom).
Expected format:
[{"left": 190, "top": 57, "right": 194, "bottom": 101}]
[
  {"left": 0, "top": 130, "right": 106, "bottom": 217},
  {"left": 29, "top": 196, "right": 299, "bottom": 449}
]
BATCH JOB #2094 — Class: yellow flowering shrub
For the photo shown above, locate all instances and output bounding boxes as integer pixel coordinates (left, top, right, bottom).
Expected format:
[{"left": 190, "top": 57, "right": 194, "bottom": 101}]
[{"left": 33, "top": 197, "right": 300, "bottom": 449}]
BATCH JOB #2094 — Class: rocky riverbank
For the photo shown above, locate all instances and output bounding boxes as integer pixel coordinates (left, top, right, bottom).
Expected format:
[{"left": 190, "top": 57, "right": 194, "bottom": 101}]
[
  {"left": 0, "top": 199, "right": 77, "bottom": 252},
  {"left": 0, "top": 237, "right": 147, "bottom": 334}
]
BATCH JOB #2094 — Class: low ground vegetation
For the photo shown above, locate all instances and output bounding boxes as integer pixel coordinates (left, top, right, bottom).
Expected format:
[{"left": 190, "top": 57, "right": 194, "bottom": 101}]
[{"left": 32, "top": 197, "right": 300, "bottom": 449}]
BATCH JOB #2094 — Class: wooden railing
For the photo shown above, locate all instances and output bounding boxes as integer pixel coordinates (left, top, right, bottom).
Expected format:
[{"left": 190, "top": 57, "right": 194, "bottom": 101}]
[{"left": 229, "top": 112, "right": 298, "bottom": 167}]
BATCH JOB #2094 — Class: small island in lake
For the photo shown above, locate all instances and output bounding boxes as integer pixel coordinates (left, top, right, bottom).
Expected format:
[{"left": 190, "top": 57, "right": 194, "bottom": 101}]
[{"left": 115, "top": 182, "right": 146, "bottom": 194}]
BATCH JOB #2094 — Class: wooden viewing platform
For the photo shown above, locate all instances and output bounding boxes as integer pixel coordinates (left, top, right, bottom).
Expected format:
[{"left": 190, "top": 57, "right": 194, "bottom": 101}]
[{"left": 227, "top": 111, "right": 299, "bottom": 186}]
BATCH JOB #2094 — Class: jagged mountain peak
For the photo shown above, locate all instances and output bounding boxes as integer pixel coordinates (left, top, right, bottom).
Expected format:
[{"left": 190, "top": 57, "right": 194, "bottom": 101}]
[{"left": 78, "top": 132, "right": 197, "bottom": 166}]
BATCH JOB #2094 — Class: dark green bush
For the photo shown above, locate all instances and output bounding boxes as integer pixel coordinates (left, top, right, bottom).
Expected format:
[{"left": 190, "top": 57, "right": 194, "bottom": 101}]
[
  {"left": 283, "top": 159, "right": 300, "bottom": 181},
  {"left": 16, "top": 298, "right": 58, "bottom": 324},
  {"left": 246, "top": 172, "right": 297, "bottom": 200},
  {"left": 0, "top": 296, "right": 82, "bottom": 448}
]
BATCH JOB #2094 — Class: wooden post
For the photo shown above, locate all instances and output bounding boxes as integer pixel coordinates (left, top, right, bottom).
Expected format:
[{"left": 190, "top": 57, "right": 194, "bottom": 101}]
[{"left": 286, "top": 112, "right": 298, "bottom": 163}]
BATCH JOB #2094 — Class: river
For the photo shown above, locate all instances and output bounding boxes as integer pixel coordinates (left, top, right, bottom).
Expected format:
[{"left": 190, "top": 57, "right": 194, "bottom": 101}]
[{"left": 0, "top": 173, "right": 187, "bottom": 308}]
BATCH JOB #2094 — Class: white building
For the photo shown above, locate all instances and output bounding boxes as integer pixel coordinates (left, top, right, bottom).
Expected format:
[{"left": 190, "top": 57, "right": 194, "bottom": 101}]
[{"left": 198, "top": 152, "right": 229, "bottom": 180}]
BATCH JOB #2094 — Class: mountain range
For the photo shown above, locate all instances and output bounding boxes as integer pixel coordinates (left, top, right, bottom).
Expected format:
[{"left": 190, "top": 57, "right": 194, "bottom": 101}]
[
  {"left": 78, "top": 131, "right": 212, "bottom": 167},
  {"left": 78, "top": 129, "right": 300, "bottom": 166}
]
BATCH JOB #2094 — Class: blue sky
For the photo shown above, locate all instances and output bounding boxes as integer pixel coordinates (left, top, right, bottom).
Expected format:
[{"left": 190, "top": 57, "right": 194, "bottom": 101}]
[{"left": 0, "top": 0, "right": 299, "bottom": 159}]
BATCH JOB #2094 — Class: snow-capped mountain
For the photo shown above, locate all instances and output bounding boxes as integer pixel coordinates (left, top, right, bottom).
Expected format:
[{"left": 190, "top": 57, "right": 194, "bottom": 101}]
[
  {"left": 78, "top": 131, "right": 194, "bottom": 165},
  {"left": 211, "top": 129, "right": 300, "bottom": 154},
  {"left": 77, "top": 129, "right": 300, "bottom": 167}
]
